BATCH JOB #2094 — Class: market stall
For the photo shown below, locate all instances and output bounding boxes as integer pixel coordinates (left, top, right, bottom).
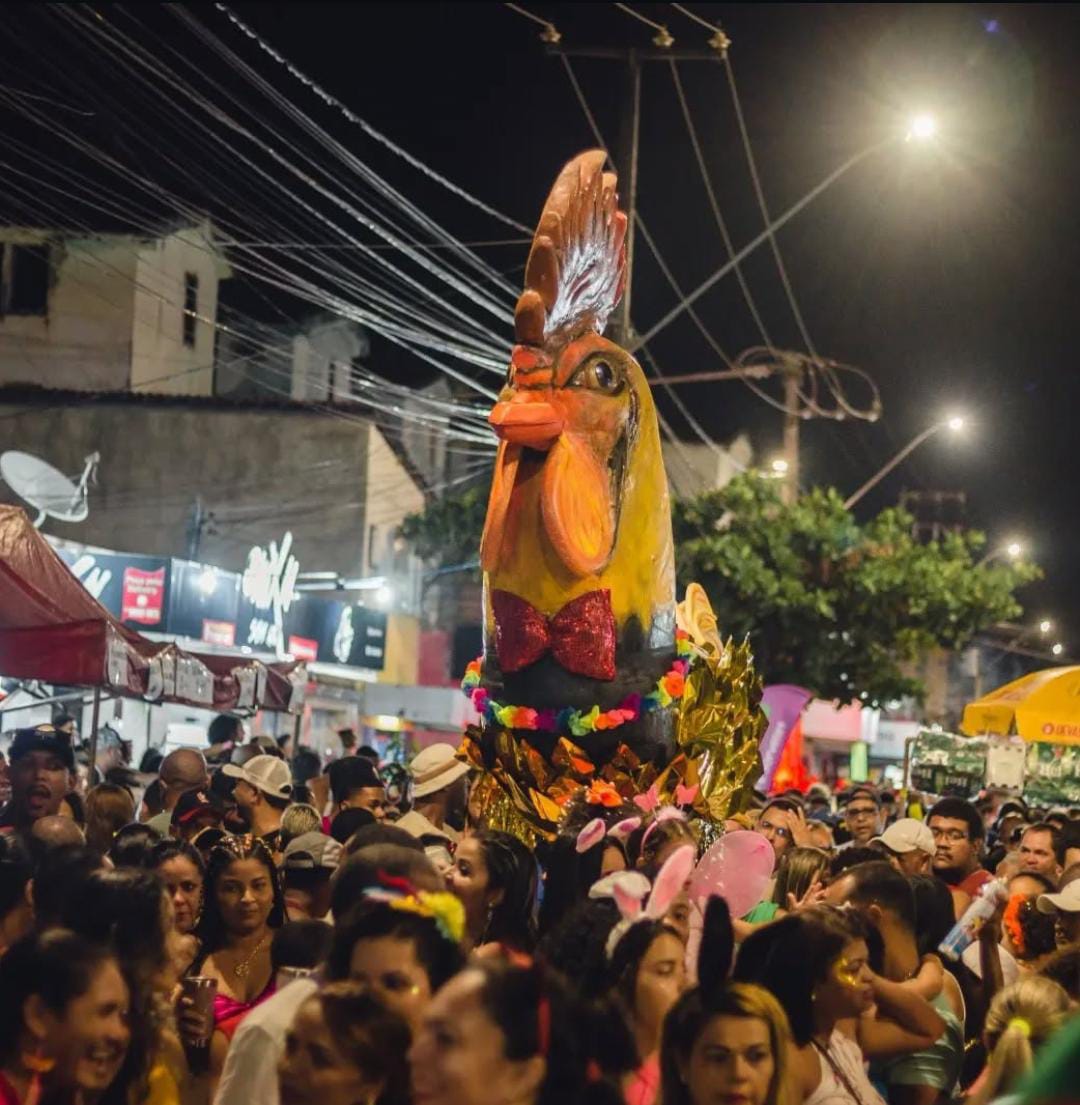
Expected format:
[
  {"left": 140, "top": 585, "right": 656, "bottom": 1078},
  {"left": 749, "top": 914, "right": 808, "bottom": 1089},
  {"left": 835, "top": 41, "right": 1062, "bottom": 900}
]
[
  {"left": 961, "top": 665, "right": 1080, "bottom": 744},
  {"left": 891, "top": 667, "right": 1080, "bottom": 806},
  {"left": 0, "top": 505, "right": 305, "bottom": 765}
]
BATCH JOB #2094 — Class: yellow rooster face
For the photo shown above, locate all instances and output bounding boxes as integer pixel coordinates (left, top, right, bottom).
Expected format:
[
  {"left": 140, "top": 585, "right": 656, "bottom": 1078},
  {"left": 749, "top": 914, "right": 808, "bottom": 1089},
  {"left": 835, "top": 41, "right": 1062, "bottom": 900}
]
[{"left": 483, "top": 331, "right": 643, "bottom": 578}]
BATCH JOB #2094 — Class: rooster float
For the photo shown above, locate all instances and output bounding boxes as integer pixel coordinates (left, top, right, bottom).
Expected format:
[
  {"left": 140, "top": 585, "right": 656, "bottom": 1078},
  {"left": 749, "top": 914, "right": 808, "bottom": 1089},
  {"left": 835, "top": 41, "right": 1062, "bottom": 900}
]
[{"left": 460, "top": 151, "right": 765, "bottom": 840}]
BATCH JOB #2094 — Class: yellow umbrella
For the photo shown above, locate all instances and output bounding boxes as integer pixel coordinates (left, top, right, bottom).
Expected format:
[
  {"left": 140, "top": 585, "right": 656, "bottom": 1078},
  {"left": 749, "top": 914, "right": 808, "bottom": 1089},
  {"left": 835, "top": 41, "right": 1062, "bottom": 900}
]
[{"left": 961, "top": 666, "right": 1080, "bottom": 744}]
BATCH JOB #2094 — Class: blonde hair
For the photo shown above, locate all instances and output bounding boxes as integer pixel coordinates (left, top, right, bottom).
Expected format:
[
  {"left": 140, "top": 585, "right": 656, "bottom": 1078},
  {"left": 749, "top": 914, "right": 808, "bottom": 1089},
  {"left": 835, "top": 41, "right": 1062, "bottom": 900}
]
[
  {"left": 968, "top": 976, "right": 1071, "bottom": 1105},
  {"left": 662, "top": 981, "right": 797, "bottom": 1105},
  {"left": 280, "top": 803, "right": 322, "bottom": 847},
  {"left": 772, "top": 847, "right": 829, "bottom": 906}
]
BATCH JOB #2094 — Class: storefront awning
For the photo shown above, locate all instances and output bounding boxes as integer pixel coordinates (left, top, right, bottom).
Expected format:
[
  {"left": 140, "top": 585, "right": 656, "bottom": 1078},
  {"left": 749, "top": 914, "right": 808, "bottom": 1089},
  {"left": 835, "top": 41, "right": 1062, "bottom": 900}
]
[
  {"left": 961, "top": 665, "right": 1080, "bottom": 744},
  {"left": 0, "top": 506, "right": 303, "bottom": 713}
]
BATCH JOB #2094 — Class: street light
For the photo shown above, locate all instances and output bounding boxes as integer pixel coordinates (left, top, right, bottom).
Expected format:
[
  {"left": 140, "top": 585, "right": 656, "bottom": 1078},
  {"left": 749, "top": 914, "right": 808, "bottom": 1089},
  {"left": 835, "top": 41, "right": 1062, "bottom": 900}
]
[
  {"left": 843, "top": 414, "right": 965, "bottom": 510},
  {"left": 1052, "top": 643, "right": 1065, "bottom": 658},
  {"left": 906, "top": 113, "right": 938, "bottom": 142},
  {"left": 633, "top": 111, "right": 942, "bottom": 350},
  {"left": 976, "top": 539, "right": 1026, "bottom": 569},
  {"left": 1039, "top": 619, "right": 1053, "bottom": 635},
  {"left": 769, "top": 457, "right": 789, "bottom": 477}
]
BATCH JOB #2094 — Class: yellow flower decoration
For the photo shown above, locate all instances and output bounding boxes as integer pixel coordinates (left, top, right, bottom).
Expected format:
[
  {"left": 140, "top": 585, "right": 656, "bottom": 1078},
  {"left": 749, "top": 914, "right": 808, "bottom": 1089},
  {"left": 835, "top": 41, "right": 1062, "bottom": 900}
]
[{"left": 388, "top": 891, "right": 466, "bottom": 945}]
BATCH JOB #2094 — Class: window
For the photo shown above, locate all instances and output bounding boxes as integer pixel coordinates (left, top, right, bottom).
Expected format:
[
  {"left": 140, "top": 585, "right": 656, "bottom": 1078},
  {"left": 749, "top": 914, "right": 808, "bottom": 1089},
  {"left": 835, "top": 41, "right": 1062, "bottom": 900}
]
[
  {"left": 0, "top": 243, "right": 50, "bottom": 316},
  {"left": 182, "top": 271, "right": 199, "bottom": 347}
]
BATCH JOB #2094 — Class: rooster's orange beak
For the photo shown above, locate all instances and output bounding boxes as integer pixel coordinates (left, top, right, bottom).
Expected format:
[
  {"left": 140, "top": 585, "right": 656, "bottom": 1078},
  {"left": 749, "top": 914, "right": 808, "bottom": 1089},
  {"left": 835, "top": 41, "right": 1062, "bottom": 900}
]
[{"left": 489, "top": 400, "right": 564, "bottom": 450}]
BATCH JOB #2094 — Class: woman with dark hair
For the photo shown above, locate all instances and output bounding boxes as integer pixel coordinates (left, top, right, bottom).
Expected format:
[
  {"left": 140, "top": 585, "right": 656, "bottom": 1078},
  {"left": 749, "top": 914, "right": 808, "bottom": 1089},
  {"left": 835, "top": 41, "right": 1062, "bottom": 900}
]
[
  {"left": 608, "top": 918, "right": 688, "bottom": 1105},
  {"left": 538, "top": 897, "right": 621, "bottom": 1001},
  {"left": 661, "top": 982, "right": 795, "bottom": 1105},
  {"left": 215, "top": 879, "right": 463, "bottom": 1105},
  {"left": 109, "top": 821, "right": 163, "bottom": 868},
  {"left": 446, "top": 830, "right": 538, "bottom": 951},
  {"left": 328, "top": 893, "right": 466, "bottom": 1032},
  {"left": 0, "top": 930, "right": 131, "bottom": 1105},
  {"left": 735, "top": 907, "right": 934, "bottom": 1105},
  {"left": 279, "top": 983, "right": 411, "bottom": 1105},
  {"left": 194, "top": 834, "right": 284, "bottom": 1028},
  {"left": 60, "top": 866, "right": 195, "bottom": 1104},
  {"left": 537, "top": 829, "right": 626, "bottom": 936},
  {"left": 85, "top": 781, "right": 136, "bottom": 857},
  {"left": 147, "top": 839, "right": 206, "bottom": 937},
  {"left": 410, "top": 955, "right": 636, "bottom": 1105}
]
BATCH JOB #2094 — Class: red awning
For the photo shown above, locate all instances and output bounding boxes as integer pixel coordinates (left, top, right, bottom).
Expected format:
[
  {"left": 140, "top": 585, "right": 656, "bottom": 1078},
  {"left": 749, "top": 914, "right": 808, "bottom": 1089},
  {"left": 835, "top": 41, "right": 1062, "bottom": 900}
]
[{"left": 0, "top": 506, "right": 303, "bottom": 712}]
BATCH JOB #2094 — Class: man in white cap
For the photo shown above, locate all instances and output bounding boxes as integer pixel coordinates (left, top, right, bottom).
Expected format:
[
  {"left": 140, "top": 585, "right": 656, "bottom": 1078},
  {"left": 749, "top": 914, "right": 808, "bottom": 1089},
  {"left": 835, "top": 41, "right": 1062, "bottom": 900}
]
[
  {"left": 223, "top": 753, "right": 293, "bottom": 852},
  {"left": 873, "top": 817, "right": 937, "bottom": 877},
  {"left": 1037, "top": 867, "right": 1080, "bottom": 949},
  {"left": 396, "top": 743, "right": 471, "bottom": 871}
]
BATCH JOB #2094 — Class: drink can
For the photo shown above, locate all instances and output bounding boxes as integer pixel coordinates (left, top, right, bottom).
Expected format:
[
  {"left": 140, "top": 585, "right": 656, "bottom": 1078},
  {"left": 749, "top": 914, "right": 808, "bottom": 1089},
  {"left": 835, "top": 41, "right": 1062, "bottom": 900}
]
[{"left": 180, "top": 976, "right": 218, "bottom": 1046}]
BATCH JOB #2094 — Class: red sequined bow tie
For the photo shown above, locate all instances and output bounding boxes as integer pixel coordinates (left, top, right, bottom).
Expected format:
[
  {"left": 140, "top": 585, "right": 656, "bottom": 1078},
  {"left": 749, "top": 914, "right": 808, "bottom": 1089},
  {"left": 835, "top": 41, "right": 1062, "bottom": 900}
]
[{"left": 491, "top": 589, "right": 616, "bottom": 681}]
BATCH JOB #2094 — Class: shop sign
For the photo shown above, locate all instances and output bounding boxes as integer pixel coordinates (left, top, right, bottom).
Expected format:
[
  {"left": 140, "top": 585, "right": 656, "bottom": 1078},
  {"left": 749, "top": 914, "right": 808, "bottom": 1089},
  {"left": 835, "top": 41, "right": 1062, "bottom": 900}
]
[
  {"left": 202, "top": 620, "right": 236, "bottom": 647},
  {"left": 59, "top": 549, "right": 171, "bottom": 629},
  {"left": 167, "top": 560, "right": 240, "bottom": 642},
  {"left": 1024, "top": 741, "right": 1080, "bottom": 805},
  {"left": 287, "top": 636, "right": 319, "bottom": 662},
  {"left": 284, "top": 599, "right": 387, "bottom": 670},
  {"left": 908, "top": 730, "right": 987, "bottom": 798},
  {"left": 121, "top": 566, "right": 166, "bottom": 625},
  {"left": 240, "top": 533, "right": 299, "bottom": 654}
]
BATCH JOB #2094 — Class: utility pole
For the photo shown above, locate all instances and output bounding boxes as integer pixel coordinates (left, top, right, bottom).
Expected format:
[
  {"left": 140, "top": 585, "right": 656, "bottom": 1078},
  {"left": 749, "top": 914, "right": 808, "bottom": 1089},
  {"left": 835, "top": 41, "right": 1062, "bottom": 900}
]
[
  {"left": 614, "top": 51, "right": 642, "bottom": 347},
  {"left": 546, "top": 42, "right": 723, "bottom": 349},
  {"left": 781, "top": 364, "right": 801, "bottom": 506},
  {"left": 544, "top": 42, "right": 880, "bottom": 500},
  {"left": 186, "top": 496, "right": 214, "bottom": 561}
]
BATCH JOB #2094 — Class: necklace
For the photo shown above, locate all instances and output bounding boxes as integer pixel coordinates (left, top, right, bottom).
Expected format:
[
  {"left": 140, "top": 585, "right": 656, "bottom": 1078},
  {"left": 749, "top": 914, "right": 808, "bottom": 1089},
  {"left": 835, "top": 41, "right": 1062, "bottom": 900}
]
[{"left": 232, "top": 933, "right": 268, "bottom": 979}]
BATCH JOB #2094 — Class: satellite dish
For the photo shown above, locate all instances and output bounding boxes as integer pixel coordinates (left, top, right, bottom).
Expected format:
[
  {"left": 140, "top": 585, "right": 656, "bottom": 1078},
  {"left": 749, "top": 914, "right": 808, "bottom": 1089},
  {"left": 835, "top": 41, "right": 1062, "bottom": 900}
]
[{"left": 0, "top": 450, "right": 99, "bottom": 527}]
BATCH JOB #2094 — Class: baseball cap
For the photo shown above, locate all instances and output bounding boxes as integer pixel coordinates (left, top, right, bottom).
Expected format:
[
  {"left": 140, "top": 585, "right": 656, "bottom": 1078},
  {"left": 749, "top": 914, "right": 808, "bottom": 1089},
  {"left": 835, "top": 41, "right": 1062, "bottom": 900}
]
[
  {"left": 283, "top": 831, "right": 342, "bottom": 872},
  {"left": 875, "top": 818, "right": 936, "bottom": 856},
  {"left": 8, "top": 725, "right": 75, "bottom": 771},
  {"left": 410, "top": 743, "right": 470, "bottom": 799},
  {"left": 171, "top": 789, "right": 222, "bottom": 829},
  {"left": 1037, "top": 883, "right": 1080, "bottom": 915},
  {"left": 223, "top": 754, "right": 292, "bottom": 800}
]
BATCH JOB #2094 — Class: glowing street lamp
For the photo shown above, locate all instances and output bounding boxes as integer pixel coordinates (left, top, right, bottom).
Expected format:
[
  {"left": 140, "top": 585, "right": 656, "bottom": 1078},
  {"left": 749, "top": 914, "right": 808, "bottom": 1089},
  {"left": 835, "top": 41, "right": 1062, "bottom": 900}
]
[
  {"left": 769, "top": 457, "right": 789, "bottom": 477},
  {"left": 1039, "top": 619, "right": 1053, "bottom": 635},
  {"left": 633, "top": 110, "right": 943, "bottom": 350},
  {"left": 844, "top": 413, "right": 966, "bottom": 510},
  {"left": 1052, "top": 643, "right": 1065, "bottom": 658},
  {"left": 906, "top": 113, "right": 938, "bottom": 142},
  {"left": 977, "top": 538, "right": 1026, "bottom": 569}
]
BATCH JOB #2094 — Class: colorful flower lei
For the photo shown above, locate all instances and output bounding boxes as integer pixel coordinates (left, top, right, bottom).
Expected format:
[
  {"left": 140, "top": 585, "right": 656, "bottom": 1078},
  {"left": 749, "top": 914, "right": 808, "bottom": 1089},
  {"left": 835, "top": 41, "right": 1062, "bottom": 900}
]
[{"left": 461, "top": 630, "right": 695, "bottom": 738}]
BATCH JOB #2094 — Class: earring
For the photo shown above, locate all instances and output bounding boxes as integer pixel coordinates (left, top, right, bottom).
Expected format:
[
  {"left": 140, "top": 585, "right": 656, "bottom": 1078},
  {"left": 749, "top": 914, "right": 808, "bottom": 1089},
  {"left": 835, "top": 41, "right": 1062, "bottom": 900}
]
[{"left": 23, "top": 1044, "right": 56, "bottom": 1074}]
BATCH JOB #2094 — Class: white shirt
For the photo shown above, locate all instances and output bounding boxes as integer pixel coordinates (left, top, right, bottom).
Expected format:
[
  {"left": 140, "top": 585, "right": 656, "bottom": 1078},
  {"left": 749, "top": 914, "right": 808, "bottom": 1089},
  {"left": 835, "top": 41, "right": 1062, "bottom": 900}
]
[{"left": 213, "top": 977, "right": 318, "bottom": 1105}]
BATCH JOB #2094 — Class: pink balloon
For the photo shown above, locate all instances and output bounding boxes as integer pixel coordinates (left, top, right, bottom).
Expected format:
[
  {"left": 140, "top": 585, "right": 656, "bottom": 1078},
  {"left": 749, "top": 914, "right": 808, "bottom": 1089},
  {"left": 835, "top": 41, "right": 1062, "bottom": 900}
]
[{"left": 689, "top": 830, "right": 775, "bottom": 920}]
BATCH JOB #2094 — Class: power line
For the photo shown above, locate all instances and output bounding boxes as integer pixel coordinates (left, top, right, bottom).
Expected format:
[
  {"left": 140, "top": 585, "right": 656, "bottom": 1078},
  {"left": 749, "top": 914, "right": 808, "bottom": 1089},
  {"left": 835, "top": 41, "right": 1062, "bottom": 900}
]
[{"left": 214, "top": 3, "right": 533, "bottom": 236}]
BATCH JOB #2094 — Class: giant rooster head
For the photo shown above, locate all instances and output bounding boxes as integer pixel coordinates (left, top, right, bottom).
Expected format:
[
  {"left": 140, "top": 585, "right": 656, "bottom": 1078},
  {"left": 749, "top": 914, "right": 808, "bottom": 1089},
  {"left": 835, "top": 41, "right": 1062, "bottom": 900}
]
[{"left": 480, "top": 150, "right": 674, "bottom": 653}]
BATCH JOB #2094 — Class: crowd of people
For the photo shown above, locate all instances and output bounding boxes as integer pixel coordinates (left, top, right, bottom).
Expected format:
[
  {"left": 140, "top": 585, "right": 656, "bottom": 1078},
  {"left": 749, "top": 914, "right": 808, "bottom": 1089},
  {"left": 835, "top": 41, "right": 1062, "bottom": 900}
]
[{"left": 0, "top": 717, "right": 1077, "bottom": 1105}]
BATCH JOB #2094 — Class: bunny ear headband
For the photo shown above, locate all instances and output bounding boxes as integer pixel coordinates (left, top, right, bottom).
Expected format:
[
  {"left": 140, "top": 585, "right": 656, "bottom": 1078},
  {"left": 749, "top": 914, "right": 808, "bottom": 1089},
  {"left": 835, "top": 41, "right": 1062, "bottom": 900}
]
[
  {"left": 603, "top": 843, "right": 696, "bottom": 960},
  {"left": 574, "top": 780, "right": 700, "bottom": 855},
  {"left": 574, "top": 816, "right": 642, "bottom": 854}
]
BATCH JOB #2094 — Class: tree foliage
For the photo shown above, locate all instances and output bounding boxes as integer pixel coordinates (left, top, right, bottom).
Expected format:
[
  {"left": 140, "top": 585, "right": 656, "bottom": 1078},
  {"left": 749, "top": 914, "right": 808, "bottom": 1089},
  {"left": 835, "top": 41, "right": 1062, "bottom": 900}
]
[
  {"left": 398, "top": 485, "right": 487, "bottom": 574},
  {"left": 673, "top": 474, "right": 1040, "bottom": 704},
  {"left": 399, "top": 475, "right": 1040, "bottom": 704}
]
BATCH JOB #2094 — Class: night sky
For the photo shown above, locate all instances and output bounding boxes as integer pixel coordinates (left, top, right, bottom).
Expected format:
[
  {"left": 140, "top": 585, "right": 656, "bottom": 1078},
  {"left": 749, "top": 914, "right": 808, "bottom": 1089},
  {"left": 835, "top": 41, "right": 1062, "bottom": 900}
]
[{"left": 3, "top": 4, "right": 1078, "bottom": 642}]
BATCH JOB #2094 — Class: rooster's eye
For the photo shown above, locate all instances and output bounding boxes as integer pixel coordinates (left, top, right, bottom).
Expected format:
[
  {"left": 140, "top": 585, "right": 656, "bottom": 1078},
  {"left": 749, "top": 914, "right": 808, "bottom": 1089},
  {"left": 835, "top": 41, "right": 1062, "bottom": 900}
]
[{"left": 570, "top": 358, "right": 621, "bottom": 392}]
